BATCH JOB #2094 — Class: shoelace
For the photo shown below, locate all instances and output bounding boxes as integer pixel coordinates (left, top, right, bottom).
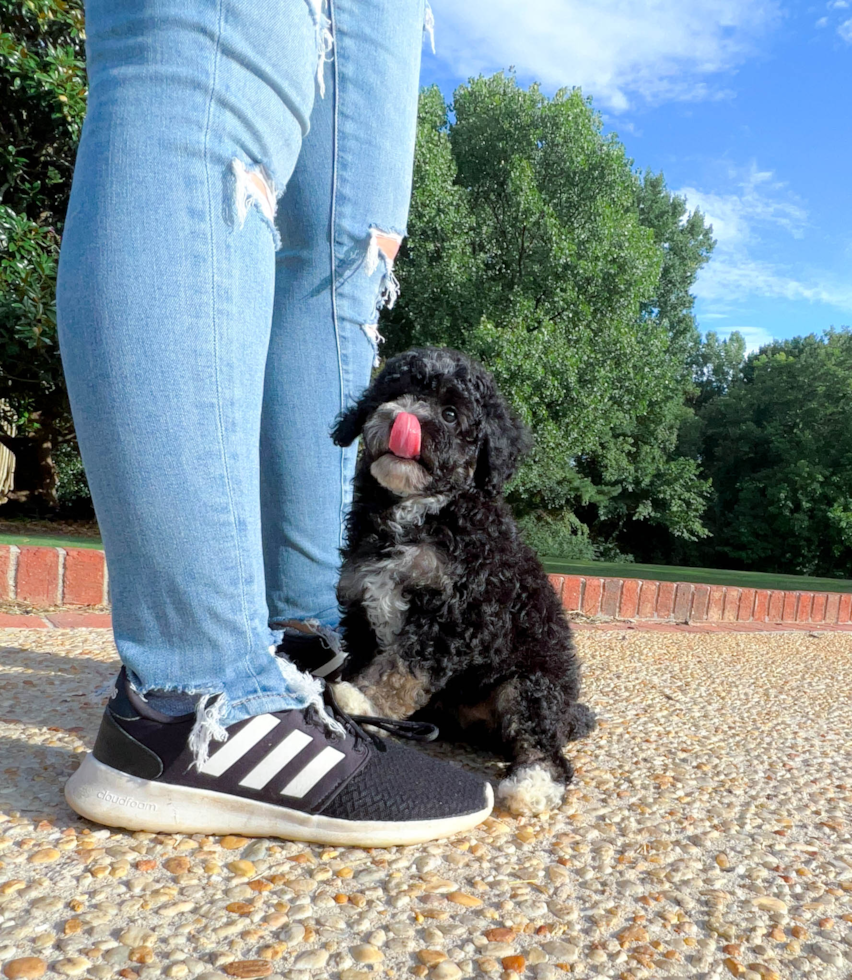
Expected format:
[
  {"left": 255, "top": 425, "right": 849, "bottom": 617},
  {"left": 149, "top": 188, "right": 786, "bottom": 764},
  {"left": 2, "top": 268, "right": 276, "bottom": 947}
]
[
  {"left": 309, "top": 686, "right": 438, "bottom": 751},
  {"left": 350, "top": 714, "right": 439, "bottom": 745}
]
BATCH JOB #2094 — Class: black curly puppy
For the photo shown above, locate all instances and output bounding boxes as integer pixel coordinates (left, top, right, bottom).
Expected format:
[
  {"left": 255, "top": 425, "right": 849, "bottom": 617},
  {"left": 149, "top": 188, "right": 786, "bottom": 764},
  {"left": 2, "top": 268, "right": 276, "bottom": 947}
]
[{"left": 329, "top": 347, "right": 596, "bottom": 815}]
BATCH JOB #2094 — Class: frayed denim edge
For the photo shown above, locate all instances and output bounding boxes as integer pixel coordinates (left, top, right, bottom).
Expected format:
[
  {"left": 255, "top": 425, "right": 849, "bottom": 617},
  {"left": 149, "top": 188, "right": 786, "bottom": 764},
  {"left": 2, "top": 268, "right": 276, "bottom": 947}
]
[{"left": 128, "top": 648, "right": 344, "bottom": 770}]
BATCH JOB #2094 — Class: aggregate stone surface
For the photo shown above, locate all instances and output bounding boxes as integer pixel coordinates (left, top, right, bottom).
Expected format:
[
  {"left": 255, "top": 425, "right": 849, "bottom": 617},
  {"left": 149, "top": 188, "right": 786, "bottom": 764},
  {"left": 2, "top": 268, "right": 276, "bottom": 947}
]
[{"left": 0, "top": 627, "right": 851, "bottom": 980}]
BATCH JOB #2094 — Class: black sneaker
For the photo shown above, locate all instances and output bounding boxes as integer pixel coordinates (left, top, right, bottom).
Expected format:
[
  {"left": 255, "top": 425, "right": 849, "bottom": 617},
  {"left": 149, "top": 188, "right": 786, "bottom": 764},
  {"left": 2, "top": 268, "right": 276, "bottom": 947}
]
[
  {"left": 274, "top": 625, "right": 346, "bottom": 682},
  {"left": 65, "top": 669, "right": 493, "bottom": 846}
]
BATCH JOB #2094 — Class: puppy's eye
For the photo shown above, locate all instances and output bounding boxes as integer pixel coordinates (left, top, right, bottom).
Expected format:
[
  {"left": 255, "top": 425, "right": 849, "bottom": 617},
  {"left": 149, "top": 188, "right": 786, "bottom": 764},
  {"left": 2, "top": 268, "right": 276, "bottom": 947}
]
[{"left": 442, "top": 407, "right": 458, "bottom": 423}]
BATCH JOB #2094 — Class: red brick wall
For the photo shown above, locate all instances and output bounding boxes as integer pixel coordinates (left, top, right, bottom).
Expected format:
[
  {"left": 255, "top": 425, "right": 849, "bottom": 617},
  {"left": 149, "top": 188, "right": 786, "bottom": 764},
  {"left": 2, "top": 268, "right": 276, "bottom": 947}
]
[
  {"left": 0, "top": 545, "right": 108, "bottom": 606},
  {"left": 548, "top": 574, "right": 852, "bottom": 625},
  {"left": 0, "top": 544, "right": 848, "bottom": 625}
]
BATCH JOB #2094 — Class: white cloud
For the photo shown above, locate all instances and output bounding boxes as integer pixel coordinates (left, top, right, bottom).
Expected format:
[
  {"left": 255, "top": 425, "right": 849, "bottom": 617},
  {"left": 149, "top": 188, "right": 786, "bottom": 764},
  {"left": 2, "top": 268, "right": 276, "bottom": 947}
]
[
  {"left": 822, "top": 0, "right": 852, "bottom": 40},
  {"left": 680, "top": 164, "right": 852, "bottom": 312},
  {"left": 679, "top": 164, "right": 807, "bottom": 246},
  {"left": 604, "top": 117, "right": 642, "bottom": 137},
  {"left": 694, "top": 256, "right": 852, "bottom": 308},
  {"left": 428, "top": 0, "right": 780, "bottom": 111},
  {"left": 712, "top": 326, "right": 776, "bottom": 353}
]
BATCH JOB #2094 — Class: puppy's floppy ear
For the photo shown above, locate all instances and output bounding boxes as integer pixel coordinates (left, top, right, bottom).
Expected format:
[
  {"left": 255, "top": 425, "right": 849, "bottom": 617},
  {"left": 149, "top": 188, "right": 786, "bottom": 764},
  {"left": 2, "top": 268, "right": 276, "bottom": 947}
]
[
  {"left": 474, "top": 395, "right": 532, "bottom": 496},
  {"left": 331, "top": 395, "right": 372, "bottom": 447},
  {"left": 331, "top": 349, "right": 424, "bottom": 446}
]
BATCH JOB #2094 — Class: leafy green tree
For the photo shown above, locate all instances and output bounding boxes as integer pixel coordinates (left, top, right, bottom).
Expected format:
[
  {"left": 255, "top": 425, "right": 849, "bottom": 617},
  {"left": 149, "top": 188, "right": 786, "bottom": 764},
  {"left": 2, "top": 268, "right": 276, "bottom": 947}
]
[
  {"left": 0, "top": 0, "right": 86, "bottom": 507},
  {"left": 594, "top": 170, "right": 716, "bottom": 553},
  {"left": 696, "top": 329, "right": 852, "bottom": 577},
  {"left": 671, "top": 328, "right": 747, "bottom": 507},
  {"left": 635, "top": 171, "right": 715, "bottom": 358},
  {"left": 691, "top": 329, "right": 747, "bottom": 408},
  {"left": 384, "top": 75, "right": 714, "bottom": 554}
]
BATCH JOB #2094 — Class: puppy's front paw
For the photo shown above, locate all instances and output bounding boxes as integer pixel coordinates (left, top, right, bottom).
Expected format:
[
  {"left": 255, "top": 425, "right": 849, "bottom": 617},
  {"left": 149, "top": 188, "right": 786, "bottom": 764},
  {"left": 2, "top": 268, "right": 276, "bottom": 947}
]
[
  {"left": 331, "top": 681, "right": 380, "bottom": 718},
  {"left": 497, "top": 764, "right": 565, "bottom": 816},
  {"left": 331, "top": 682, "right": 392, "bottom": 738}
]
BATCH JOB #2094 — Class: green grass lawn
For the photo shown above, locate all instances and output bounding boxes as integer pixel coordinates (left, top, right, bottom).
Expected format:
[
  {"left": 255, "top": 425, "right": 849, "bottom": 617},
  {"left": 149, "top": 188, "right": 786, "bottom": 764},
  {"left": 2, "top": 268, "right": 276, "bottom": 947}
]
[
  {"left": 0, "top": 531, "right": 103, "bottom": 550},
  {"left": 542, "top": 557, "right": 852, "bottom": 594}
]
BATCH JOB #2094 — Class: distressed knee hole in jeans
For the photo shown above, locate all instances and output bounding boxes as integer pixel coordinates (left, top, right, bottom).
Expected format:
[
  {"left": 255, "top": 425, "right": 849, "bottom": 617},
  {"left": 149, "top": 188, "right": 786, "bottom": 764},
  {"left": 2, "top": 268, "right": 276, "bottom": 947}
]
[
  {"left": 229, "top": 158, "right": 282, "bottom": 247},
  {"left": 306, "top": 0, "right": 334, "bottom": 97},
  {"left": 361, "top": 321, "right": 385, "bottom": 365},
  {"left": 424, "top": 0, "right": 435, "bottom": 54},
  {"left": 362, "top": 227, "right": 403, "bottom": 364}
]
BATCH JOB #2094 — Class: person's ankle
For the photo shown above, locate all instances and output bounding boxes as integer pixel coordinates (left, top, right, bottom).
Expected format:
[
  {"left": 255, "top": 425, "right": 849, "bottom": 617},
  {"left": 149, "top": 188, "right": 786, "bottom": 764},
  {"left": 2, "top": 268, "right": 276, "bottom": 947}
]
[{"left": 143, "top": 690, "right": 200, "bottom": 716}]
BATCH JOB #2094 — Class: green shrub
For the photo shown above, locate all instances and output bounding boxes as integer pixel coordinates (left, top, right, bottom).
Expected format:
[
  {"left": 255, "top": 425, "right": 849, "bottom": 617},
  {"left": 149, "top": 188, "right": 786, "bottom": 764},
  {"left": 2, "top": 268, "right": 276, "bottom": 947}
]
[
  {"left": 0, "top": 0, "right": 86, "bottom": 507},
  {"left": 53, "top": 439, "right": 89, "bottom": 507},
  {"left": 518, "top": 510, "right": 634, "bottom": 563},
  {"left": 518, "top": 511, "right": 597, "bottom": 561}
]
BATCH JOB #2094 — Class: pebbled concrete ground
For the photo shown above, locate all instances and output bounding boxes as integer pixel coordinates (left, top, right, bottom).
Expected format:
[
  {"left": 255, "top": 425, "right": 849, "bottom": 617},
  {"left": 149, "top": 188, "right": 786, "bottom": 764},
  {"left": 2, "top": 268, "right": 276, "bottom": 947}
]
[{"left": 0, "top": 628, "right": 850, "bottom": 980}]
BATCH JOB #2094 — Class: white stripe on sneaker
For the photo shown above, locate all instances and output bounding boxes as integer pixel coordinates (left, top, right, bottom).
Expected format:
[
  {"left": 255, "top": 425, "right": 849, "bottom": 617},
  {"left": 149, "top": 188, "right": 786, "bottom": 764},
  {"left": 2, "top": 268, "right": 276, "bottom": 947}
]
[
  {"left": 312, "top": 649, "right": 347, "bottom": 678},
  {"left": 199, "top": 714, "right": 280, "bottom": 777},
  {"left": 280, "top": 746, "right": 346, "bottom": 798},
  {"left": 238, "top": 730, "right": 313, "bottom": 790}
]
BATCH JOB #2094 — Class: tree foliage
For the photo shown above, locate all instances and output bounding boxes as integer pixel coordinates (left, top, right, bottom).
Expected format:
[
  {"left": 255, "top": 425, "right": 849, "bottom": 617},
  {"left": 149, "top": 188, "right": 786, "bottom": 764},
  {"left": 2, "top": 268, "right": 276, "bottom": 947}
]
[
  {"left": 691, "top": 329, "right": 747, "bottom": 408},
  {"left": 0, "top": 0, "right": 86, "bottom": 506},
  {"left": 4, "top": 26, "right": 849, "bottom": 583},
  {"left": 384, "top": 75, "right": 715, "bottom": 551},
  {"left": 694, "top": 330, "right": 852, "bottom": 577}
]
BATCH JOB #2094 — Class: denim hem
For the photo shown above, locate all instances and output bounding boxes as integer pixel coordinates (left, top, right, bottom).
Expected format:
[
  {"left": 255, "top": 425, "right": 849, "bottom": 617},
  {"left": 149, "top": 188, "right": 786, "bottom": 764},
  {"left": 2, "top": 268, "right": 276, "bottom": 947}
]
[{"left": 221, "top": 688, "right": 316, "bottom": 724}]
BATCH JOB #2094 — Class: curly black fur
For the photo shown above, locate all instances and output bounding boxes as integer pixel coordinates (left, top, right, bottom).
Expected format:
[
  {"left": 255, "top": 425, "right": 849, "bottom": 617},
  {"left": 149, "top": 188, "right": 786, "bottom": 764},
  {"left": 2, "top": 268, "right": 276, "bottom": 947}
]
[{"left": 331, "top": 348, "right": 595, "bottom": 810}]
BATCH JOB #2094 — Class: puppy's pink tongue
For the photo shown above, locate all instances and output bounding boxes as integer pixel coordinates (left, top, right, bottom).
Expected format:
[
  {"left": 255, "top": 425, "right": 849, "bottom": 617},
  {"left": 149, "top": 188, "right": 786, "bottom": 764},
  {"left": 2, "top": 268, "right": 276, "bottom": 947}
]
[{"left": 389, "top": 412, "right": 421, "bottom": 459}]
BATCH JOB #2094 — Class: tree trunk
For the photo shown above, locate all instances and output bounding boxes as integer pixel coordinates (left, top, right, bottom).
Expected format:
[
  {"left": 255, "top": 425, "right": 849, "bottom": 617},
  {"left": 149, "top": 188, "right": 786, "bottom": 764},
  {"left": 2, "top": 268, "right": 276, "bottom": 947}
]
[
  {"left": 0, "top": 405, "right": 15, "bottom": 500},
  {"left": 0, "top": 414, "right": 60, "bottom": 509}
]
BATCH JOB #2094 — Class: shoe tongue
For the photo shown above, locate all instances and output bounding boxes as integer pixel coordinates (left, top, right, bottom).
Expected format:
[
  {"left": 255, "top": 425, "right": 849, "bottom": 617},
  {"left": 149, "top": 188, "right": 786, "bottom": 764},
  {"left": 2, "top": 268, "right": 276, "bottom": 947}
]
[{"left": 276, "top": 630, "right": 346, "bottom": 681}]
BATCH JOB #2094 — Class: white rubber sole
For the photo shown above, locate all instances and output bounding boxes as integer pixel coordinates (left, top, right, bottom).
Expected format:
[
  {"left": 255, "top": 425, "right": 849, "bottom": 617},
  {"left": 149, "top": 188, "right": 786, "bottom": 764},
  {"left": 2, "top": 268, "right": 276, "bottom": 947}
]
[{"left": 65, "top": 754, "right": 493, "bottom": 847}]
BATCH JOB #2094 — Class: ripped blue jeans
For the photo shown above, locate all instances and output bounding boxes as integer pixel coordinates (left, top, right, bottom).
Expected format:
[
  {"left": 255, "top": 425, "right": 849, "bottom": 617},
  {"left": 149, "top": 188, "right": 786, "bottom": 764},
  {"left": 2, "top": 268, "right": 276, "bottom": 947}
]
[{"left": 56, "top": 0, "right": 431, "bottom": 730}]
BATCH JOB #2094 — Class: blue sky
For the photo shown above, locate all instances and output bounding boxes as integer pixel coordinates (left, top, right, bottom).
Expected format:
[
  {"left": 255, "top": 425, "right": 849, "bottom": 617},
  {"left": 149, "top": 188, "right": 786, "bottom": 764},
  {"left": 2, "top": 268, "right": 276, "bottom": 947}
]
[{"left": 421, "top": 0, "right": 852, "bottom": 350}]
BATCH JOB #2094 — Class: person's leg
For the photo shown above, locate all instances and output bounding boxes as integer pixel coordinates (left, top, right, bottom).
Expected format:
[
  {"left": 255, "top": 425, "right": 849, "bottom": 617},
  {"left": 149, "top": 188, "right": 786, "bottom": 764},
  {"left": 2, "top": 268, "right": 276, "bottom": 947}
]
[
  {"left": 59, "top": 0, "right": 493, "bottom": 843},
  {"left": 56, "top": 0, "right": 329, "bottom": 736},
  {"left": 260, "top": 0, "right": 430, "bottom": 635}
]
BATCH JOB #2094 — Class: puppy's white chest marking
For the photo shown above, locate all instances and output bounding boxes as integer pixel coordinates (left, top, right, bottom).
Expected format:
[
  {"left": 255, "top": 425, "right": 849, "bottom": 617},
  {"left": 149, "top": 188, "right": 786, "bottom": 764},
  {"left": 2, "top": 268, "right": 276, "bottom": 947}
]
[
  {"left": 340, "top": 542, "right": 448, "bottom": 650},
  {"left": 388, "top": 494, "right": 448, "bottom": 534}
]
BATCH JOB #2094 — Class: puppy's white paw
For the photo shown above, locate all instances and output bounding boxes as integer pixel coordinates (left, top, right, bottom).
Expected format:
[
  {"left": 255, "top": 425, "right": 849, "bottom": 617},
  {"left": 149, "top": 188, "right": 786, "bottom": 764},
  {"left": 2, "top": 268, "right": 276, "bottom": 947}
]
[
  {"left": 497, "top": 764, "right": 565, "bottom": 816},
  {"left": 331, "top": 681, "right": 379, "bottom": 718},
  {"left": 332, "top": 682, "right": 391, "bottom": 738}
]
